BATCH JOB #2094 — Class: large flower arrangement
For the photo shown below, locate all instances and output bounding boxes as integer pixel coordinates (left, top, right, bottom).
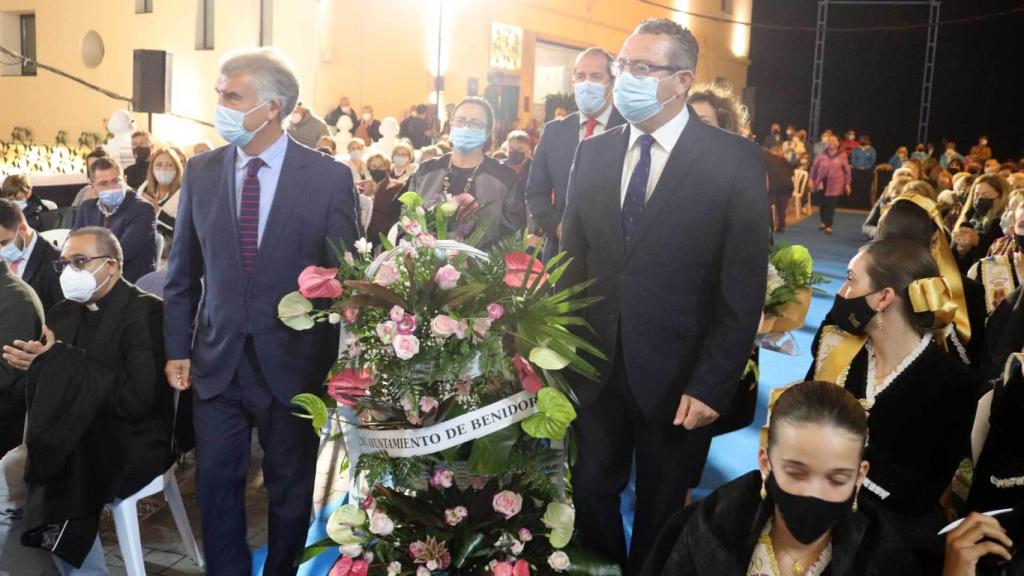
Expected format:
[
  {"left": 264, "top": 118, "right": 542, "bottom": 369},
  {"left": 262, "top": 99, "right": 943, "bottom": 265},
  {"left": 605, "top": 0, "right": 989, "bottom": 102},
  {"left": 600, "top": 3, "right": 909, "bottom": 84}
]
[
  {"left": 0, "top": 141, "right": 91, "bottom": 180},
  {"left": 279, "top": 193, "right": 618, "bottom": 575},
  {"left": 761, "top": 243, "right": 825, "bottom": 334}
]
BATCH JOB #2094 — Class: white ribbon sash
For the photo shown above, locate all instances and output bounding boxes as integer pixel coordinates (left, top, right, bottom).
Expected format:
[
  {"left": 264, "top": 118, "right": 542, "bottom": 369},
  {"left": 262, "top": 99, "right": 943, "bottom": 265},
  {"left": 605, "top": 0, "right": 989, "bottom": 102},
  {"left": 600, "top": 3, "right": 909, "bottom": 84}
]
[{"left": 355, "top": 391, "right": 538, "bottom": 458}]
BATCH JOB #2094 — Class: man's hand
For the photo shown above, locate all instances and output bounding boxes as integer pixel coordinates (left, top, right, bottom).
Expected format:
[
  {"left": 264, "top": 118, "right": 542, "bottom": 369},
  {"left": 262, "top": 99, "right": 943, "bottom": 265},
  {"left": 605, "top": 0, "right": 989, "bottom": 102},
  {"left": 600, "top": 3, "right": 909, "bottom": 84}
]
[
  {"left": 452, "top": 193, "right": 481, "bottom": 222},
  {"left": 942, "top": 512, "right": 1013, "bottom": 576},
  {"left": 556, "top": 223, "right": 563, "bottom": 240},
  {"left": 673, "top": 394, "right": 720, "bottom": 430},
  {"left": 2, "top": 325, "right": 56, "bottom": 371},
  {"left": 844, "top": 184, "right": 852, "bottom": 196},
  {"left": 166, "top": 359, "right": 192, "bottom": 391}
]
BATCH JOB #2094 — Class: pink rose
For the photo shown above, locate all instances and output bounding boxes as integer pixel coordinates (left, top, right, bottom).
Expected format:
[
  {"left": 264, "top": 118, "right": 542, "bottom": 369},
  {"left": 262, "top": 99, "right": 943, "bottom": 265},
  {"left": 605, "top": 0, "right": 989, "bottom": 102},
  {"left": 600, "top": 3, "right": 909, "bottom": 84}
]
[
  {"left": 487, "top": 303, "right": 505, "bottom": 321},
  {"left": 434, "top": 264, "right": 461, "bottom": 290},
  {"left": 389, "top": 305, "right": 406, "bottom": 322},
  {"left": 518, "top": 528, "right": 533, "bottom": 542},
  {"left": 453, "top": 319, "right": 469, "bottom": 340},
  {"left": 375, "top": 262, "right": 400, "bottom": 286},
  {"left": 420, "top": 396, "right": 439, "bottom": 414},
  {"left": 430, "top": 467, "right": 454, "bottom": 489},
  {"left": 430, "top": 314, "right": 458, "bottom": 337},
  {"left": 444, "top": 506, "right": 468, "bottom": 526},
  {"left": 492, "top": 490, "right": 523, "bottom": 519},
  {"left": 503, "top": 252, "right": 548, "bottom": 289},
  {"left": 513, "top": 559, "right": 530, "bottom": 576},
  {"left": 327, "top": 367, "right": 374, "bottom": 406},
  {"left": 513, "top": 354, "right": 543, "bottom": 394},
  {"left": 298, "top": 266, "right": 343, "bottom": 299},
  {"left": 493, "top": 562, "right": 513, "bottom": 576},
  {"left": 376, "top": 321, "right": 396, "bottom": 344},
  {"left": 417, "top": 233, "right": 437, "bottom": 248},
  {"left": 343, "top": 307, "right": 359, "bottom": 323},
  {"left": 397, "top": 314, "right": 418, "bottom": 335},
  {"left": 392, "top": 334, "right": 420, "bottom": 360},
  {"left": 472, "top": 317, "right": 492, "bottom": 337},
  {"left": 401, "top": 216, "right": 421, "bottom": 236},
  {"left": 408, "top": 541, "right": 425, "bottom": 559}
]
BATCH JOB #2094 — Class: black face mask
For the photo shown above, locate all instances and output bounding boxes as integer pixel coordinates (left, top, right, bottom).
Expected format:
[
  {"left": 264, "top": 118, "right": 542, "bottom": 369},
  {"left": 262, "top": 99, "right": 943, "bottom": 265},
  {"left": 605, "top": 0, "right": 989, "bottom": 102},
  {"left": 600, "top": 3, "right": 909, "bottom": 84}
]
[
  {"left": 974, "top": 197, "right": 995, "bottom": 216},
  {"left": 369, "top": 169, "right": 388, "bottom": 183},
  {"left": 828, "top": 291, "right": 878, "bottom": 335},
  {"left": 1014, "top": 234, "right": 1024, "bottom": 252},
  {"left": 133, "top": 147, "right": 150, "bottom": 162},
  {"left": 768, "top": 473, "right": 854, "bottom": 545},
  {"left": 508, "top": 150, "right": 526, "bottom": 165}
]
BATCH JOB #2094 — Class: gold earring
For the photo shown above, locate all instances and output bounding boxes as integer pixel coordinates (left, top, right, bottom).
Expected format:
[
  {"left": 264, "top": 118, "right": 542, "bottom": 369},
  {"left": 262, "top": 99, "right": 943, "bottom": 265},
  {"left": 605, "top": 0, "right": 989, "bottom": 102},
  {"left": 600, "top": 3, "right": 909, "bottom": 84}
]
[
  {"left": 852, "top": 485, "right": 861, "bottom": 512},
  {"left": 760, "top": 477, "right": 768, "bottom": 500},
  {"left": 875, "top": 308, "right": 884, "bottom": 331}
]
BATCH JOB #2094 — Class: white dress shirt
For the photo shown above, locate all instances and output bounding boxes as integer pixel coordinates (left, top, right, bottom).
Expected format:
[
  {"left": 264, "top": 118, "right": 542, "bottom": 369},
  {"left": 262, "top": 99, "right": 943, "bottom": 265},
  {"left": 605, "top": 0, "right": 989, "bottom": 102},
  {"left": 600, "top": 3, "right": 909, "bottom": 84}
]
[
  {"left": 620, "top": 105, "right": 690, "bottom": 206},
  {"left": 579, "top": 104, "right": 614, "bottom": 140},
  {"left": 235, "top": 131, "right": 289, "bottom": 246},
  {"left": 11, "top": 230, "right": 38, "bottom": 279}
]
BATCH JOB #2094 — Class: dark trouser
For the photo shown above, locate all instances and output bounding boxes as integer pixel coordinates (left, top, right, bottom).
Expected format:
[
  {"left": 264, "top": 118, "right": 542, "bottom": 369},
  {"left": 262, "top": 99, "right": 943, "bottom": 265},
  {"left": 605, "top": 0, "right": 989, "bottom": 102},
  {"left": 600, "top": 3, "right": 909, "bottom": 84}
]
[
  {"left": 571, "top": 347, "right": 712, "bottom": 575},
  {"left": 193, "top": 338, "right": 318, "bottom": 576},
  {"left": 819, "top": 194, "right": 839, "bottom": 227},
  {"left": 771, "top": 189, "right": 791, "bottom": 231}
]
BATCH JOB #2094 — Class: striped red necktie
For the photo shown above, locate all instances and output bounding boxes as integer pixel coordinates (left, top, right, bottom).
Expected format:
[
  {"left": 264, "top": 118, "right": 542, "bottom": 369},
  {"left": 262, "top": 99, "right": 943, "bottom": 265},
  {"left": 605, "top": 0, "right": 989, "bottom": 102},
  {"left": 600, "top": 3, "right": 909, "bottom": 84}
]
[
  {"left": 583, "top": 117, "right": 598, "bottom": 139},
  {"left": 239, "top": 157, "right": 264, "bottom": 278}
]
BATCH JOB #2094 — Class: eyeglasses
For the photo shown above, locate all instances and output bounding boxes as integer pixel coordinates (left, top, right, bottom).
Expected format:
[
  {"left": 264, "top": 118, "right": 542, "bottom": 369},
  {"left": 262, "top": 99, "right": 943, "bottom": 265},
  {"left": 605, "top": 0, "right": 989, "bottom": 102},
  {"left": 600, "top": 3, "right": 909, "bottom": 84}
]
[
  {"left": 612, "top": 59, "right": 681, "bottom": 79},
  {"left": 451, "top": 117, "right": 488, "bottom": 131},
  {"left": 53, "top": 255, "right": 113, "bottom": 273}
]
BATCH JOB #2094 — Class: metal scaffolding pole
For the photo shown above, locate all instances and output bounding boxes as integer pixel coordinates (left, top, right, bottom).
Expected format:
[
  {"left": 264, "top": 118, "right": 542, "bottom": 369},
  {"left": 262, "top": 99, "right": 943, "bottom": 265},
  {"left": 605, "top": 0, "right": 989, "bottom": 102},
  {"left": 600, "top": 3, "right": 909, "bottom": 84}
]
[
  {"left": 917, "top": 0, "right": 941, "bottom": 144},
  {"left": 808, "top": 0, "right": 829, "bottom": 141},
  {"left": 807, "top": 1, "right": 938, "bottom": 144}
]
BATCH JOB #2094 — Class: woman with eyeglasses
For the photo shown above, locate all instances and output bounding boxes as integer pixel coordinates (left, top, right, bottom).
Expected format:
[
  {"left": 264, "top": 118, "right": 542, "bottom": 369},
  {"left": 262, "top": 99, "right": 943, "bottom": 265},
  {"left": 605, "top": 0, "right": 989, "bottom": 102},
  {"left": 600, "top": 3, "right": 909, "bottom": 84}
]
[{"left": 410, "top": 97, "right": 525, "bottom": 248}]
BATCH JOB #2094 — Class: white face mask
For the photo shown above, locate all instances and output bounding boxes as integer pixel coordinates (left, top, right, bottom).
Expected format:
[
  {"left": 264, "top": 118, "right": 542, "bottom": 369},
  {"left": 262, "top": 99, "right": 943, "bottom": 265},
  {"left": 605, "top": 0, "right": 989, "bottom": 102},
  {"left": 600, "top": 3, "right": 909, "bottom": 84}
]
[
  {"left": 60, "top": 261, "right": 111, "bottom": 303},
  {"left": 349, "top": 150, "right": 363, "bottom": 163},
  {"left": 362, "top": 113, "right": 373, "bottom": 122},
  {"left": 154, "top": 169, "right": 177, "bottom": 186}
]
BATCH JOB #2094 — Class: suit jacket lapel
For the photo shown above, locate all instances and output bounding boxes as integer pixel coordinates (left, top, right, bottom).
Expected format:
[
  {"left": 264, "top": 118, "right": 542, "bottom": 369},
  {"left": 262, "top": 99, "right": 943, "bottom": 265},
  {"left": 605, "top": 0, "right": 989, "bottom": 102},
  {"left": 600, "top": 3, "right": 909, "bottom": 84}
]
[
  {"left": 23, "top": 240, "right": 44, "bottom": 283},
  {"left": 217, "top": 147, "right": 245, "bottom": 273},
  {"left": 625, "top": 112, "right": 706, "bottom": 258},
  {"left": 601, "top": 125, "right": 631, "bottom": 253},
  {"left": 254, "top": 139, "right": 308, "bottom": 274}
]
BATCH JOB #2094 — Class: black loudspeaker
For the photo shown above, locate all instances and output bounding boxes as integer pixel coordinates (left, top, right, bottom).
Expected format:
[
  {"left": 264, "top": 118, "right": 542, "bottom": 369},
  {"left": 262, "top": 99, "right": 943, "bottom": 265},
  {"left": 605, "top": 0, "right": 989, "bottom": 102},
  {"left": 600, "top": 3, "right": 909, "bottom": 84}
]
[{"left": 133, "top": 49, "right": 172, "bottom": 114}]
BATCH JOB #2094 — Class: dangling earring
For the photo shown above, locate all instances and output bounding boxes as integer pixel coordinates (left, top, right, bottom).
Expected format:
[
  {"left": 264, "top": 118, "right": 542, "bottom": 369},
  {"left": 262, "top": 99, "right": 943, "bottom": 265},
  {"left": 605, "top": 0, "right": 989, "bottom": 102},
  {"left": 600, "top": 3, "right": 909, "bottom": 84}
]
[
  {"left": 875, "top": 307, "right": 884, "bottom": 331},
  {"left": 852, "top": 485, "right": 861, "bottom": 512},
  {"left": 760, "top": 476, "right": 768, "bottom": 500}
]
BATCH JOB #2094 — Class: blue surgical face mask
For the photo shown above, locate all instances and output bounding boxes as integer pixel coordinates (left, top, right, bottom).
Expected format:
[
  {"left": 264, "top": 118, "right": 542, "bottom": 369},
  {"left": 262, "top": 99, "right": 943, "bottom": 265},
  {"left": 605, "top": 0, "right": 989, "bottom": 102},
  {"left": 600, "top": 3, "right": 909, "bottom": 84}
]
[
  {"left": 451, "top": 126, "right": 488, "bottom": 154},
  {"left": 613, "top": 71, "right": 681, "bottom": 125},
  {"left": 14, "top": 199, "right": 28, "bottom": 210},
  {"left": 574, "top": 81, "right": 609, "bottom": 116},
  {"left": 0, "top": 233, "right": 24, "bottom": 263},
  {"left": 98, "top": 187, "right": 126, "bottom": 209},
  {"left": 215, "top": 101, "right": 270, "bottom": 148}
]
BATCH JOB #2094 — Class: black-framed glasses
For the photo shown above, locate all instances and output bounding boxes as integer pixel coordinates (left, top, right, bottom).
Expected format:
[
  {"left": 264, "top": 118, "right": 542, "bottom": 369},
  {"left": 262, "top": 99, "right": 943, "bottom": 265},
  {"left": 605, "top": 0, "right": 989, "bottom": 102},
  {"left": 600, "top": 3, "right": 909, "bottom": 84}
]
[
  {"left": 612, "top": 59, "right": 681, "bottom": 78},
  {"left": 451, "top": 117, "right": 488, "bottom": 131},
  {"left": 52, "top": 255, "right": 113, "bottom": 273}
]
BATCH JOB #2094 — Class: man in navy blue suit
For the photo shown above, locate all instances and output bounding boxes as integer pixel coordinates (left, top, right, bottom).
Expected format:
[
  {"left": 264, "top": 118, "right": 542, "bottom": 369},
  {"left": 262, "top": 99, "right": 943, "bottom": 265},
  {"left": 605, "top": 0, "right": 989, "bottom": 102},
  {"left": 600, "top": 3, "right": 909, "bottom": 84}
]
[
  {"left": 73, "top": 157, "right": 157, "bottom": 283},
  {"left": 559, "top": 19, "right": 769, "bottom": 574},
  {"left": 163, "top": 48, "right": 359, "bottom": 576},
  {"left": 526, "top": 47, "right": 625, "bottom": 262}
]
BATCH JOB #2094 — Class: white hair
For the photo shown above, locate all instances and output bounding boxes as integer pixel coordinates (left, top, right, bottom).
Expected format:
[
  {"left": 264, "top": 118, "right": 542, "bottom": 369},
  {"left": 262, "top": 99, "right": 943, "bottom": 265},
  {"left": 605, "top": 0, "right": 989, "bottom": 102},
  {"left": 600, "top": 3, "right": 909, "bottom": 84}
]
[{"left": 219, "top": 48, "right": 300, "bottom": 124}]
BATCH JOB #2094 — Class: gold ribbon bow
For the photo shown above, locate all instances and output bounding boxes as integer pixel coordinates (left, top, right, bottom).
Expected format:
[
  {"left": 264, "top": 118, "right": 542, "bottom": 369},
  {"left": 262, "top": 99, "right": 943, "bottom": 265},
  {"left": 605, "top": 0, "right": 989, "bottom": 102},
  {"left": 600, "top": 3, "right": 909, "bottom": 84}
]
[
  {"left": 889, "top": 193, "right": 972, "bottom": 344},
  {"left": 907, "top": 276, "right": 959, "bottom": 329}
]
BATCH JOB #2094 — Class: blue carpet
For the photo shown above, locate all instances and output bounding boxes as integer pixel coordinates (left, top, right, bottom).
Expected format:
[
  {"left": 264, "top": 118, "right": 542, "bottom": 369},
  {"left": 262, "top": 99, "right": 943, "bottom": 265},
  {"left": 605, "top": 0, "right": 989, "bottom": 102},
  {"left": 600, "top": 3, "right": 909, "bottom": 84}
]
[{"left": 694, "top": 210, "right": 868, "bottom": 498}]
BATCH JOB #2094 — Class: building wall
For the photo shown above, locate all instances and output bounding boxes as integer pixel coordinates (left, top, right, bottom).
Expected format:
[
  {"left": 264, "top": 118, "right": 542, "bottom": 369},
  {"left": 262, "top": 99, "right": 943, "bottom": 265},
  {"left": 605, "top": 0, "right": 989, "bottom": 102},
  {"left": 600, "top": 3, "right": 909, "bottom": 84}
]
[{"left": 0, "top": 0, "right": 751, "bottom": 149}]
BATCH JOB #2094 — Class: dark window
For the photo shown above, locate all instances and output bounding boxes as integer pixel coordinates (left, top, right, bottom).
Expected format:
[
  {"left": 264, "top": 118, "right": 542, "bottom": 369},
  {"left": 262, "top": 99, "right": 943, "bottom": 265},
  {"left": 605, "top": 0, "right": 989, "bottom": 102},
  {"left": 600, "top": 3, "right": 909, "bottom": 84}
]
[{"left": 20, "top": 14, "right": 36, "bottom": 76}]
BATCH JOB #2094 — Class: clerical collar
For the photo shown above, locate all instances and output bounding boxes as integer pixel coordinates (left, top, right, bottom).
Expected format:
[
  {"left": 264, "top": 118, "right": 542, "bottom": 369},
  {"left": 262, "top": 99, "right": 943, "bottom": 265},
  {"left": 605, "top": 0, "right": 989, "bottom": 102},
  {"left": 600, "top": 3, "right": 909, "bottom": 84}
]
[{"left": 86, "top": 303, "right": 100, "bottom": 312}]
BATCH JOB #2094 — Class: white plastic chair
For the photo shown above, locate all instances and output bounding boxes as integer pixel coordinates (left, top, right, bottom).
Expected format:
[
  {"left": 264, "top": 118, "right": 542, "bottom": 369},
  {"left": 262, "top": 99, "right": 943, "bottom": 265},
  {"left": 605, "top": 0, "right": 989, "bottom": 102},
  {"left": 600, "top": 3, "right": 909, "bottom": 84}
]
[
  {"left": 791, "top": 169, "right": 810, "bottom": 217},
  {"left": 39, "top": 228, "right": 70, "bottom": 250},
  {"left": 154, "top": 233, "right": 165, "bottom": 264},
  {"left": 109, "top": 464, "right": 204, "bottom": 575}
]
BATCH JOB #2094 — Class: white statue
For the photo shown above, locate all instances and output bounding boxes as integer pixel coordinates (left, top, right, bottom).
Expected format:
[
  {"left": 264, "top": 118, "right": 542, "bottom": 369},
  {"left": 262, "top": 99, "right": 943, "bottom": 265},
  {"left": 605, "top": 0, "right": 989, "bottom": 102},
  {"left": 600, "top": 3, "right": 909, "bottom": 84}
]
[
  {"left": 105, "top": 109, "right": 137, "bottom": 172},
  {"left": 332, "top": 115, "right": 354, "bottom": 153},
  {"left": 371, "top": 116, "right": 401, "bottom": 159}
]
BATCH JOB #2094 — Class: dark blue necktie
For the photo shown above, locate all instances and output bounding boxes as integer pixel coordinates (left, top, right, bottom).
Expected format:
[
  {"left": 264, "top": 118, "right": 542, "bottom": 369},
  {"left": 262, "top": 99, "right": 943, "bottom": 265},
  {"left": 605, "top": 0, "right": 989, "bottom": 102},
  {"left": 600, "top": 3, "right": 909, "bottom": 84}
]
[
  {"left": 622, "top": 134, "right": 655, "bottom": 242},
  {"left": 239, "top": 157, "right": 264, "bottom": 278}
]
